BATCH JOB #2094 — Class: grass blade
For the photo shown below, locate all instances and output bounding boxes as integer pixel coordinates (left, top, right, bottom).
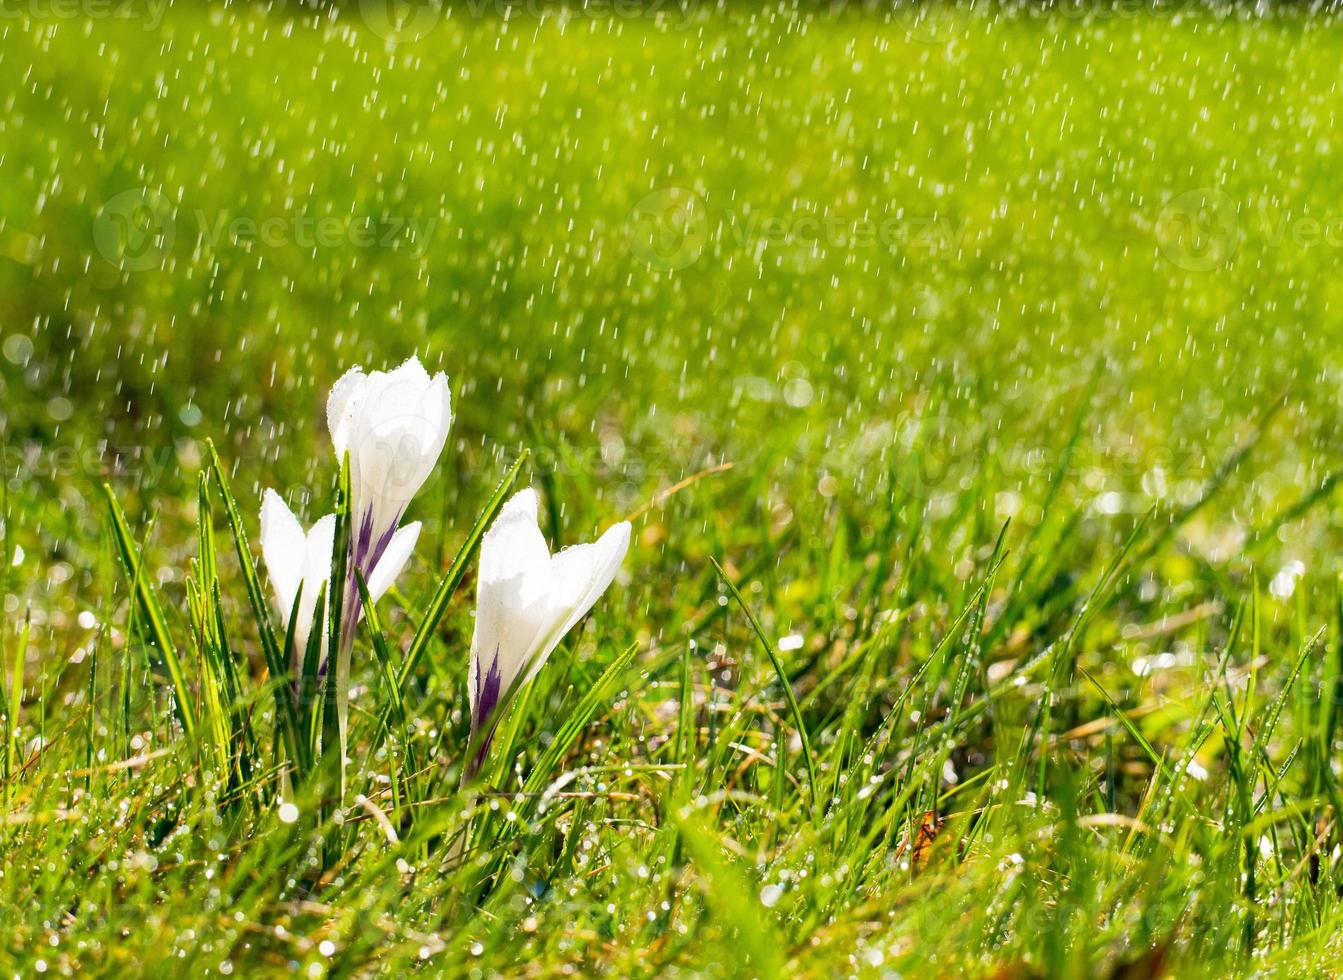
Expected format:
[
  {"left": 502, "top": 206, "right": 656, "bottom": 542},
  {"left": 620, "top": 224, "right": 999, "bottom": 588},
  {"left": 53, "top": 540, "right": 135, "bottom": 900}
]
[
  {"left": 515, "top": 642, "right": 640, "bottom": 809},
  {"left": 674, "top": 814, "right": 786, "bottom": 976},
  {"left": 206, "top": 439, "right": 303, "bottom": 773},
  {"left": 354, "top": 569, "right": 419, "bottom": 798},
  {"left": 323, "top": 453, "right": 353, "bottom": 803},
  {"left": 103, "top": 485, "right": 196, "bottom": 741},
  {"left": 711, "top": 555, "right": 818, "bottom": 814}
]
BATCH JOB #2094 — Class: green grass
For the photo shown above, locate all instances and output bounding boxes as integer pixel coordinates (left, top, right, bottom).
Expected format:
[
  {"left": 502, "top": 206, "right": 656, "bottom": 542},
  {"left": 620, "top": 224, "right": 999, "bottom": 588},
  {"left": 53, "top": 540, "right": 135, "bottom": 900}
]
[{"left": 4, "top": 2, "right": 1343, "bottom": 975}]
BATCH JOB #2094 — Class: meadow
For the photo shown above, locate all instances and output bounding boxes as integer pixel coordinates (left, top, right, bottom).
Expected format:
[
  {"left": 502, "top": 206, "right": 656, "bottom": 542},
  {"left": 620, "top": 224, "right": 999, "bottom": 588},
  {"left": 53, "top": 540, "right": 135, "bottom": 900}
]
[{"left": 3, "top": 1, "right": 1343, "bottom": 975}]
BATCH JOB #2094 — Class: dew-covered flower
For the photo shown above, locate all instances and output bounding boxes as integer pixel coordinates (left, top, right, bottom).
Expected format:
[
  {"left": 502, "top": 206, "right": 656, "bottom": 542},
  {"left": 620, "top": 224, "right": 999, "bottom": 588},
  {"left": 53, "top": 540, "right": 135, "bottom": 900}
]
[
  {"left": 326, "top": 355, "right": 451, "bottom": 586},
  {"left": 467, "top": 488, "right": 630, "bottom": 776},
  {"left": 260, "top": 488, "right": 420, "bottom": 674}
]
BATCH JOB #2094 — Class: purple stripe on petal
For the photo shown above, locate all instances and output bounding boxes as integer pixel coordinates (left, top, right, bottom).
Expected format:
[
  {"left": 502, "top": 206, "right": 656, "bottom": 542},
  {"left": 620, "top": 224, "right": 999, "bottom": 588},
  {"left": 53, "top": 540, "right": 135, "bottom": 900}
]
[
  {"left": 466, "top": 649, "right": 503, "bottom": 780},
  {"left": 350, "top": 506, "right": 404, "bottom": 576},
  {"left": 352, "top": 509, "right": 377, "bottom": 569},
  {"left": 325, "top": 505, "right": 407, "bottom": 675},
  {"left": 472, "top": 649, "right": 503, "bottom": 736}
]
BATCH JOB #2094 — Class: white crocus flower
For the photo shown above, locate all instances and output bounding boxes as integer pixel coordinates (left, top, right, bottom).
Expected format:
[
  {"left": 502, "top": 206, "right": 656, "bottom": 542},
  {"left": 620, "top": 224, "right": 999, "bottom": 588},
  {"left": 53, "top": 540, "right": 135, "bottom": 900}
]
[
  {"left": 467, "top": 488, "right": 631, "bottom": 776},
  {"left": 323, "top": 356, "right": 448, "bottom": 771},
  {"left": 326, "top": 355, "right": 451, "bottom": 586},
  {"left": 260, "top": 488, "right": 421, "bottom": 676}
]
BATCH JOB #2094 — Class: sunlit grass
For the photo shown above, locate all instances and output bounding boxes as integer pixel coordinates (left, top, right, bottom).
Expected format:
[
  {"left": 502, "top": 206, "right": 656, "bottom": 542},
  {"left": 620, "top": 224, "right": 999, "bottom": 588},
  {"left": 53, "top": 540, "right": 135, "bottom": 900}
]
[{"left": 4, "top": 2, "right": 1343, "bottom": 975}]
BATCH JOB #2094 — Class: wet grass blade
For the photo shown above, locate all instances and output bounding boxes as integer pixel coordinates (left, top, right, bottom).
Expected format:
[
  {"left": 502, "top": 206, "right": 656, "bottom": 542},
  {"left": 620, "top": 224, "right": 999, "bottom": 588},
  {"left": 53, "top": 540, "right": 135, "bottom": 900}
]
[
  {"left": 206, "top": 439, "right": 303, "bottom": 772},
  {"left": 323, "top": 454, "right": 353, "bottom": 803},
  {"left": 711, "top": 555, "right": 818, "bottom": 814},
  {"left": 354, "top": 569, "right": 419, "bottom": 798},
  {"left": 674, "top": 814, "right": 786, "bottom": 976},
  {"left": 187, "top": 576, "right": 231, "bottom": 781},
  {"left": 103, "top": 484, "right": 196, "bottom": 742},
  {"left": 514, "top": 642, "right": 640, "bottom": 812},
  {"left": 1079, "top": 665, "right": 1173, "bottom": 784},
  {"left": 4, "top": 612, "right": 28, "bottom": 791},
  {"left": 1256, "top": 625, "right": 1325, "bottom": 757},
  {"left": 1138, "top": 394, "right": 1285, "bottom": 565},
  {"left": 193, "top": 473, "right": 254, "bottom": 791},
  {"left": 301, "top": 582, "right": 328, "bottom": 767}
]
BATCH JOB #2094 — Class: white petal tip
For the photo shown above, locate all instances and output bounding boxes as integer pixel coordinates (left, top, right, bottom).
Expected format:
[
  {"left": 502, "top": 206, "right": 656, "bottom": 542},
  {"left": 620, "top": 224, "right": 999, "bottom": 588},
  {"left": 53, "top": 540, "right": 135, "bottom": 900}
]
[
  {"left": 260, "top": 488, "right": 295, "bottom": 530},
  {"left": 502, "top": 487, "right": 540, "bottom": 521}
]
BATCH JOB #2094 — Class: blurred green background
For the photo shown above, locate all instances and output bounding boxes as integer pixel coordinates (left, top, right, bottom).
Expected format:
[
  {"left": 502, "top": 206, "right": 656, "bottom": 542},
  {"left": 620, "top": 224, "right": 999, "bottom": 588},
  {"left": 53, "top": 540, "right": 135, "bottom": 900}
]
[{"left": 2, "top": 2, "right": 1342, "bottom": 628}]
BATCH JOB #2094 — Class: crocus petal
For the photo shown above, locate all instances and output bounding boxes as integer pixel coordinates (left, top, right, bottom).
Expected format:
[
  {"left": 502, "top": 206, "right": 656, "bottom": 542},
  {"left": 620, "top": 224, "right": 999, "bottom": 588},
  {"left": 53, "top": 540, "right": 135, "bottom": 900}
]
[
  {"left": 301, "top": 516, "right": 337, "bottom": 604},
  {"left": 525, "top": 520, "right": 632, "bottom": 685},
  {"left": 366, "top": 521, "right": 421, "bottom": 600},
  {"left": 326, "top": 365, "right": 368, "bottom": 458},
  {"left": 292, "top": 515, "right": 336, "bottom": 664},
  {"left": 327, "top": 356, "right": 452, "bottom": 580},
  {"left": 260, "top": 489, "right": 307, "bottom": 620},
  {"left": 468, "top": 489, "right": 630, "bottom": 728},
  {"left": 470, "top": 489, "right": 555, "bottom": 714},
  {"left": 478, "top": 489, "right": 551, "bottom": 586},
  {"left": 470, "top": 570, "right": 552, "bottom": 717},
  {"left": 350, "top": 362, "right": 449, "bottom": 514},
  {"left": 259, "top": 494, "right": 336, "bottom": 674}
]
